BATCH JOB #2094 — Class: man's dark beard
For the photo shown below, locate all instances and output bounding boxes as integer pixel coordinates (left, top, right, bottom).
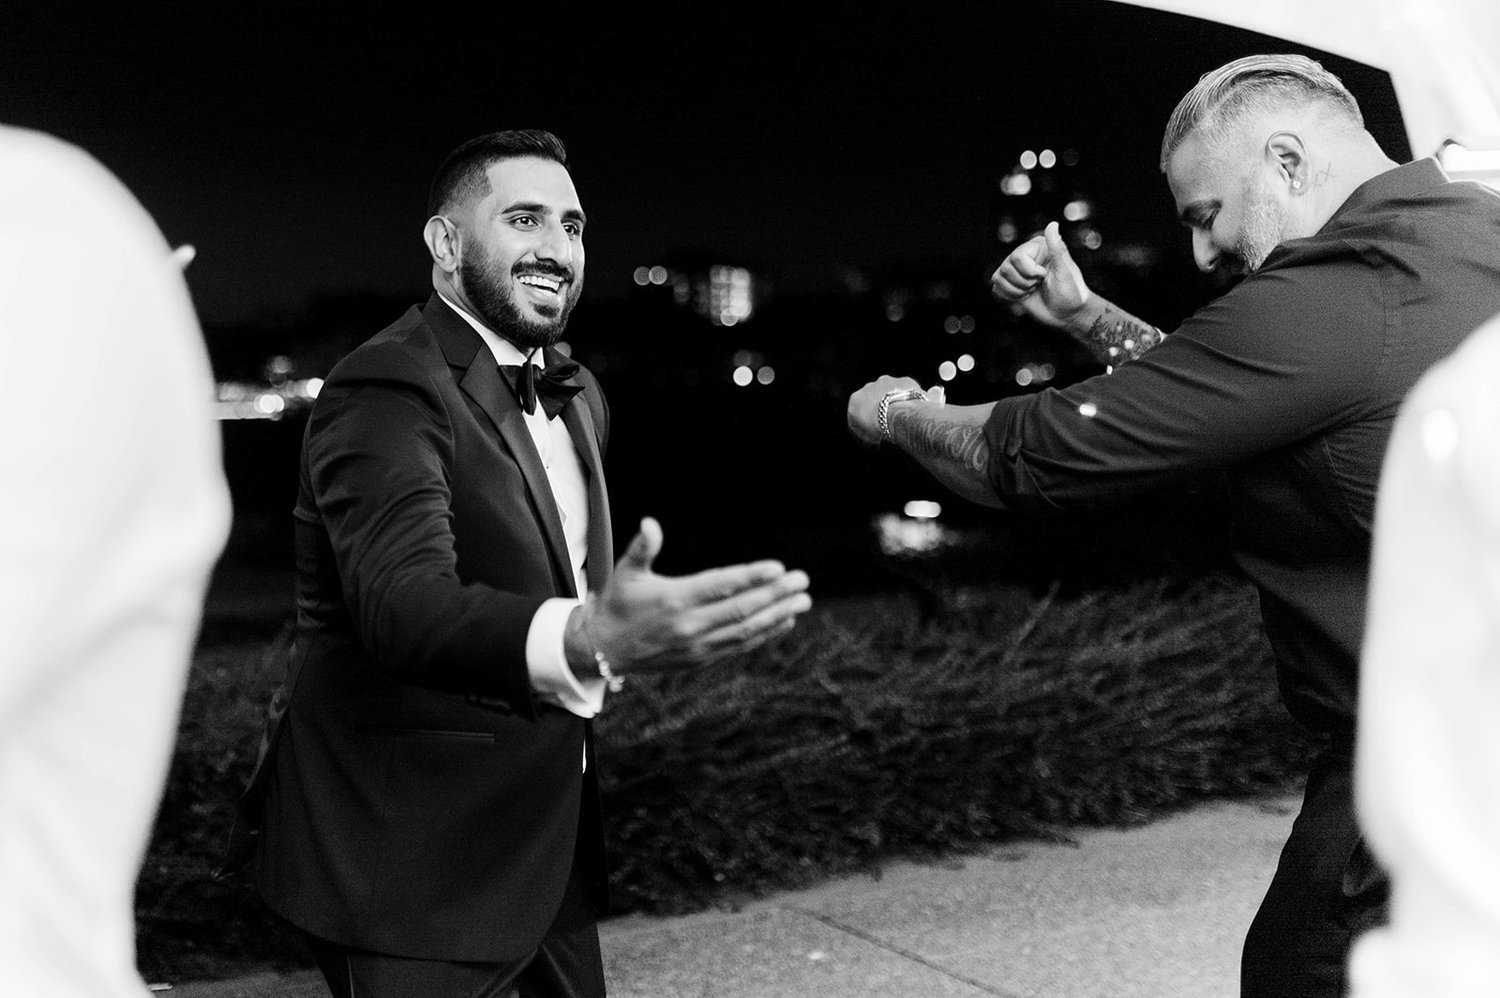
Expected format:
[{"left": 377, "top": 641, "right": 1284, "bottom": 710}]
[{"left": 460, "top": 246, "right": 578, "bottom": 350}]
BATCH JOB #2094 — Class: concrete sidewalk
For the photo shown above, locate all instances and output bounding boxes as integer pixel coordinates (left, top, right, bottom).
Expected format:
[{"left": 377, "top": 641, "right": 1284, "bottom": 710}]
[{"left": 161, "top": 793, "right": 1296, "bottom": 998}]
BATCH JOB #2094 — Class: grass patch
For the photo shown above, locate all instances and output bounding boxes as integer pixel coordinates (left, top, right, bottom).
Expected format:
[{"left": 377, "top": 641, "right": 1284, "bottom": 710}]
[
  {"left": 135, "top": 619, "right": 308, "bottom": 983},
  {"left": 136, "top": 572, "right": 1312, "bottom": 982}
]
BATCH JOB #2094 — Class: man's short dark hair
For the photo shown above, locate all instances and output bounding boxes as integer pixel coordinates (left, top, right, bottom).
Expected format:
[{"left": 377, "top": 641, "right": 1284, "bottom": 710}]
[{"left": 426, "top": 129, "right": 569, "bottom": 219}]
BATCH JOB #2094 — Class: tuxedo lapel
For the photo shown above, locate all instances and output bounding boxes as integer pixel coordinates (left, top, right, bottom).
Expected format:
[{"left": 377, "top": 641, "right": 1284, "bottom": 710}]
[
  {"left": 427, "top": 295, "right": 577, "bottom": 597},
  {"left": 561, "top": 393, "right": 612, "bottom": 594},
  {"left": 459, "top": 357, "right": 578, "bottom": 596}
]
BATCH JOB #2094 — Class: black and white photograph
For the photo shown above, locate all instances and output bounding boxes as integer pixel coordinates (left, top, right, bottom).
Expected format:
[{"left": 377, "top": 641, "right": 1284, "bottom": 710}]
[{"left": 3, "top": 2, "right": 1499, "bottom": 996}]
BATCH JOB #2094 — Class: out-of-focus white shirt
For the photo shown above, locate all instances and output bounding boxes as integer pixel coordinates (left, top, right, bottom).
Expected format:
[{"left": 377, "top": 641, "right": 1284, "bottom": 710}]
[
  {"left": 1350, "top": 309, "right": 1500, "bottom": 996},
  {"left": 0, "top": 128, "right": 231, "bottom": 997}
]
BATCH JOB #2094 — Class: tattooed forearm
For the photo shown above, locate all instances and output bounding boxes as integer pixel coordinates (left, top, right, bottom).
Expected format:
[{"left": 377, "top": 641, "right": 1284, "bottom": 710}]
[
  {"left": 1083, "top": 308, "right": 1165, "bottom": 367},
  {"left": 888, "top": 405, "right": 991, "bottom": 476}
]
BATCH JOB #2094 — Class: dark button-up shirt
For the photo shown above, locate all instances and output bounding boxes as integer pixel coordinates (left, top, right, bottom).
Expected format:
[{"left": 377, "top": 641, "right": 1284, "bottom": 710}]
[{"left": 984, "top": 159, "right": 1500, "bottom": 738}]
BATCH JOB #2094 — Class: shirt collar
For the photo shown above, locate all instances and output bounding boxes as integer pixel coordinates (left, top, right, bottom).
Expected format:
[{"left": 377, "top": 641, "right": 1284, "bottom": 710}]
[
  {"left": 1322, "top": 158, "right": 1450, "bottom": 233},
  {"left": 435, "top": 289, "right": 538, "bottom": 368}
]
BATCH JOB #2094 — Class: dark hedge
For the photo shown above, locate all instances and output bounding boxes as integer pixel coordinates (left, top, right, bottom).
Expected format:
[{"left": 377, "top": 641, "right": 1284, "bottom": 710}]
[{"left": 135, "top": 573, "right": 1312, "bottom": 983}]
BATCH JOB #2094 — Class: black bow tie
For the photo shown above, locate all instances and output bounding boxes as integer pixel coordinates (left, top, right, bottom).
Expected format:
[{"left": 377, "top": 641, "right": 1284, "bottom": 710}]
[{"left": 499, "top": 354, "right": 584, "bottom": 420}]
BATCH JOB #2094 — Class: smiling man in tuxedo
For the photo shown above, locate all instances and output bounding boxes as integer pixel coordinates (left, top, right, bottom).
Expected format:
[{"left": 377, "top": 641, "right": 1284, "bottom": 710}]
[{"left": 248, "top": 129, "right": 812, "bottom": 998}]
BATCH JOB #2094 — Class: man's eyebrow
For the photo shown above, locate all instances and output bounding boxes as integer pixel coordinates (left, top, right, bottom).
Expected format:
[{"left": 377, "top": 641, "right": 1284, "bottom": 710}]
[
  {"left": 496, "top": 200, "right": 587, "bottom": 227},
  {"left": 497, "top": 199, "right": 549, "bottom": 217}
]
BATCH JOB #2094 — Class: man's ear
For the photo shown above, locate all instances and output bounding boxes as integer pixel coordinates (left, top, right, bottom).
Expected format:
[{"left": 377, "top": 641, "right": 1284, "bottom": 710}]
[
  {"left": 423, "top": 215, "right": 461, "bottom": 273},
  {"left": 1266, "top": 131, "right": 1308, "bottom": 193}
]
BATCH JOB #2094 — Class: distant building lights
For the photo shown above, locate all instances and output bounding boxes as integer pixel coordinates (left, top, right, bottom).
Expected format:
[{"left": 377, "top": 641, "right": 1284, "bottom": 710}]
[
  {"left": 705, "top": 265, "right": 755, "bottom": 326},
  {"left": 938, "top": 361, "right": 957, "bottom": 382},
  {"left": 997, "top": 219, "right": 1019, "bottom": 242},
  {"left": 943, "top": 315, "right": 961, "bottom": 334},
  {"left": 959, "top": 315, "right": 976, "bottom": 333},
  {"left": 1063, "top": 148, "right": 1080, "bottom": 166},
  {"left": 756, "top": 366, "right": 775, "bottom": 385},
  {"left": 1019, "top": 150, "right": 1038, "bottom": 170},
  {"left": 633, "top": 266, "right": 651, "bottom": 286},
  {"left": 1015, "top": 368, "right": 1035, "bottom": 387},
  {"left": 215, "top": 380, "right": 327, "bottom": 420},
  {"left": 904, "top": 500, "right": 943, "bottom": 520},
  {"left": 1038, "top": 363, "right": 1056, "bottom": 381},
  {"left": 875, "top": 511, "right": 950, "bottom": 555},
  {"left": 732, "top": 365, "right": 753, "bottom": 387},
  {"left": 733, "top": 349, "right": 754, "bottom": 367},
  {"left": 1082, "top": 229, "right": 1103, "bottom": 250},
  {"left": 1038, "top": 149, "right": 1057, "bottom": 169},
  {"left": 648, "top": 265, "right": 668, "bottom": 285},
  {"left": 957, "top": 353, "right": 976, "bottom": 372},
  {"left": 886, "top": 303, "right": 905, "bottom": 322},
  {"left": 1063, "top": 199, "right": 1092, "bottom": 222}
]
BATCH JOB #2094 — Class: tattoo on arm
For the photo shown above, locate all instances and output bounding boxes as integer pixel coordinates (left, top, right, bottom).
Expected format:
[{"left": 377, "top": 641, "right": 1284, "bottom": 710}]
[
  {"left": 1084, "top": 309, "right": 1165, "bottom": 366},
  {"left": 888, "top": 406, "right": 991, "bottom": 477}
]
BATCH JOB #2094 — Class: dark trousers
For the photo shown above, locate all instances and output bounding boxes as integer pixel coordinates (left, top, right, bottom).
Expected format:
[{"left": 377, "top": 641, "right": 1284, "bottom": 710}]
[
  {"left": 1241, "top": 745, "right": 1390, "bottom": 998},
  {"left": 305, "top": 874, "right": 606, "bottom": 998}
]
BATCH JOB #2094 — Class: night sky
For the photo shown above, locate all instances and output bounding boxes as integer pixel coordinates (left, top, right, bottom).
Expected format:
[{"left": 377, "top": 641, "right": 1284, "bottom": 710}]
[{"left": 2, "top": 3, "right": 1409, "bottom": 328}]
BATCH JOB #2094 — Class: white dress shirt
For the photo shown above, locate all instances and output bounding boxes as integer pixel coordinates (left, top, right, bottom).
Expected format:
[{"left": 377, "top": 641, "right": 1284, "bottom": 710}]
[{"left": 435, "top": 292, "right": 606, "bottom": 718}]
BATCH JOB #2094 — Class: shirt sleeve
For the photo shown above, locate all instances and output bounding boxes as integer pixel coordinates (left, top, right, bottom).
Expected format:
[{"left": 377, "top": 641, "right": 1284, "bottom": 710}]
[
  {"left": 526, "top": 597, "right": 606, "bottom": 718},
  {"left": 982, "top": 259, "right": 1384, "bottom": 510},
  {"left": 304, "top": 355, "right": 548, "bottom": 711}
]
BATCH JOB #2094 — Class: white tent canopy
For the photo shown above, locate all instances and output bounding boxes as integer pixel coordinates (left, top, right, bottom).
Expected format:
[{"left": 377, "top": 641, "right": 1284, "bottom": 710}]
[{"left": 1112, "top": 0, "right": 1500, "bottom": 158}]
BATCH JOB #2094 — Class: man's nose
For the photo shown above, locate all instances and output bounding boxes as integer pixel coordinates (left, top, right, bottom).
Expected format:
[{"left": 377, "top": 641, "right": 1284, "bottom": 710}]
[
  {"left": 1191, "top": 229, "right": 1220, "bottom": 273},
  {"left": 534, "top": 222, "right": 575, "bottom": 265}
]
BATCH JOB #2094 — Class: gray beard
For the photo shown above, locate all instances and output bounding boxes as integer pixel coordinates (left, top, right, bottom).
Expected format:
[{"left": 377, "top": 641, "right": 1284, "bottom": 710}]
[{"left": 1237, "top": 179, "right": 1290, "bottom": 274}]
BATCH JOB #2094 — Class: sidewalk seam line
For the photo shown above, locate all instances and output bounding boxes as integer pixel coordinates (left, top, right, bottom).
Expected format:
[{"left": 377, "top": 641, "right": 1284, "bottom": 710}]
[{"left": 786, "top": 904, "right": 1026, "bottom": 998}]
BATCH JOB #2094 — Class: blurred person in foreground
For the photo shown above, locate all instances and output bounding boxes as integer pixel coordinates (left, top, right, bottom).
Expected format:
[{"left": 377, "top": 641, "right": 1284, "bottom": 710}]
[
  {"left": 1349, "top": 309, "right": 1500, "bottom": 997},
  {"left": 0, "top": 127, "right": 231, "bottom": 996},
  {"left": 848, "top": 54, "right": 1500, "bottom": 998},
  {"left": 238, "top": 129, "right": 811, "bottom": 998}
]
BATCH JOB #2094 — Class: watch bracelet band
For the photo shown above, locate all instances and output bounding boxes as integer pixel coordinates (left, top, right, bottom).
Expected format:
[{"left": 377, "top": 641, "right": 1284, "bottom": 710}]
[
  {"left": 580, "top": 602, "right": 626, "bottom": 693},
  {"left": 877, "top": 388, "right": 927, "bottom": 441},
  {"left": 594, "top": 650, "right": 625, "bottom": 694}
]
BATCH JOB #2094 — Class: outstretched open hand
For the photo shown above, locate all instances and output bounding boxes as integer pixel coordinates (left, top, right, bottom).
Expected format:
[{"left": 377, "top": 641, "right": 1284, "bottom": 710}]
[{"left": 578, "top": 518, "right": 812, "bottom": 675}]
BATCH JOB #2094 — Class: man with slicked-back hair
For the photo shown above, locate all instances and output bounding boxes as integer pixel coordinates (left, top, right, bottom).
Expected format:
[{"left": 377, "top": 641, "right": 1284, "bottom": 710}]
[{"left": 850, "top": 55, "right": 1500, "bottom": 996}]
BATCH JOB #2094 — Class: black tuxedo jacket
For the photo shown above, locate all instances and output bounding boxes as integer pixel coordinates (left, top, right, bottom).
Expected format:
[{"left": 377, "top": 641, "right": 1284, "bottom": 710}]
[{"left": 253, "top": 294, "right": 613, "bottom": 961}]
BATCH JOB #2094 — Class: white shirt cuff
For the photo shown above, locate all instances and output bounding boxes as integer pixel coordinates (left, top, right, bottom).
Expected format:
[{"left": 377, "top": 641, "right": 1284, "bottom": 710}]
[{"left": 526, "top": 597, "right": 606, "bottom": 718}]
